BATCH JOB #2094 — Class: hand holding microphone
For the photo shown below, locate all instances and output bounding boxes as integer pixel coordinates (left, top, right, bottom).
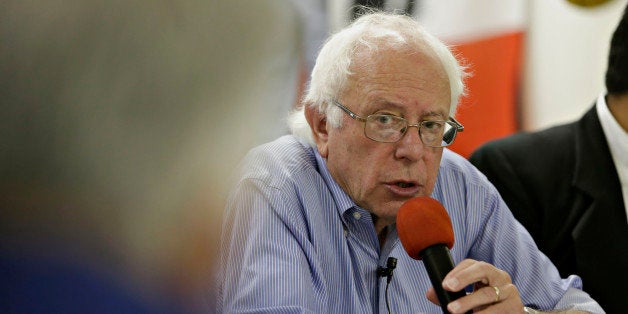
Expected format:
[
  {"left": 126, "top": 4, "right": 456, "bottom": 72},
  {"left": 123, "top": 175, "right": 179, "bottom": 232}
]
[
  {"left": 397, "top": 197, "right": 523, "bottom": 314},
  {"left": 430, "top": 259, "right": 523, "bottom": 313}
]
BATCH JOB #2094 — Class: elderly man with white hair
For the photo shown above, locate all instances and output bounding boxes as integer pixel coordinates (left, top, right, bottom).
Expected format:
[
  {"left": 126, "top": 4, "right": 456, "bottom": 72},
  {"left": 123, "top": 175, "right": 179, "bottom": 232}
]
[{"left": 217, "top": 12, "right": 603, "bottom": 314}]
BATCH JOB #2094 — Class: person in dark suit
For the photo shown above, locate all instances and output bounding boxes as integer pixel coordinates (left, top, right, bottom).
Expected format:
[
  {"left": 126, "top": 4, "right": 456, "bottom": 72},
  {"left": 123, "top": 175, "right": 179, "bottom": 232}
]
[{"left": 469, "top": 5, "right": 628, "bottom": 313}]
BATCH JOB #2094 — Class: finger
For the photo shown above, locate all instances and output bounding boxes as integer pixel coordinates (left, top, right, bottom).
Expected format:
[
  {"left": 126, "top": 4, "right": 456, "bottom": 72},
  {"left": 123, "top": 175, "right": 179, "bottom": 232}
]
[
  {"left": 467, "top": 300, "right": 518, "bottom": 314},
  {"left": 440, "top": 259, "right": 476, "bottom": 291},
  {"left": 447, "top": 284, "right": 519, "bottom": 314},
  {"left": 471, "top": 284, "right": 522, "bottom": 314},
  {"left": 443, "top": 260, "right": 511, "bottom": 291},
  {"left": 473, "top": 280, "right": 489, "bottom": 292},
  {"left": 442, "top": 258, "right": 475, "bottom": 280}
]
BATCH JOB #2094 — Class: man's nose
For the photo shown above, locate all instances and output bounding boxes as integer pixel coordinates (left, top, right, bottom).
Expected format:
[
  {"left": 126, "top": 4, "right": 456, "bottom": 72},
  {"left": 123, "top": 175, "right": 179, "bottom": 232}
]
[{"left": 394, "top": 124, "right": 424, "bottom": 161}]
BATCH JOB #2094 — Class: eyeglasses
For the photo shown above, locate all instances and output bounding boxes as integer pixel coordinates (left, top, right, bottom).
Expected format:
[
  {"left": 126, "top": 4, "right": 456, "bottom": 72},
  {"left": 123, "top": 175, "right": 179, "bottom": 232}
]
[{"left": 332, "top": 100, "right": 464, "bottom": 148}]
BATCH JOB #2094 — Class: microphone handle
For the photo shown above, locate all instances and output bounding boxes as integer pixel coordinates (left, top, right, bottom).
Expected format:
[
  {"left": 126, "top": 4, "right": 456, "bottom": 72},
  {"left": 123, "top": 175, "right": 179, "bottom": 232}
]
[{"left": 420, "top": 244, "right": 471, "bottom": 314}]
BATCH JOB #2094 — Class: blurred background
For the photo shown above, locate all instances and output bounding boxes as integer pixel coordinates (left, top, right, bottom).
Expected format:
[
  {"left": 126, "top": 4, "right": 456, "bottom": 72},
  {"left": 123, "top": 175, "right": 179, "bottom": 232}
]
[
  {"left": 324, "top": 0, "right": 628, "bottom": 157},
  {"left": 1, "top": 0, "right": 625, "bottom": 312}
]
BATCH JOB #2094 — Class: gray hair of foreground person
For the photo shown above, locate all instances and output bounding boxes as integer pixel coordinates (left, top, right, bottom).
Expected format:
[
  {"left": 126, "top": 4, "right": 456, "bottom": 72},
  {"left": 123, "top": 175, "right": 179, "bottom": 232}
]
[{"left": 288, "top": 12, "right": 467, "bottom": 146}]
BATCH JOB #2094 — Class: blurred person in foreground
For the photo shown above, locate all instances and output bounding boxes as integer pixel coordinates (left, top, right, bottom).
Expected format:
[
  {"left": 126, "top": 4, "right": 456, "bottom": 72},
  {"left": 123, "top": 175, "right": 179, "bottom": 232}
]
[
  {"left": 217, "top": 11, "right": 603, "bottom": 313},
  {"left": 470, "top": 5, "right": 628, "bottom": 313},
  {"left": 0, "top": 0, "right": 301, "bottom": 313}
]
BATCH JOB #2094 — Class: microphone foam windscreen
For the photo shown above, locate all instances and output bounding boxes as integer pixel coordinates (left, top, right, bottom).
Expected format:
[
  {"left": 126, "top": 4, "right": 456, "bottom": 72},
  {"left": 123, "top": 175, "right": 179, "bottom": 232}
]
[{"left": 396, "top": 197, "right": 455, "bottom": 260}]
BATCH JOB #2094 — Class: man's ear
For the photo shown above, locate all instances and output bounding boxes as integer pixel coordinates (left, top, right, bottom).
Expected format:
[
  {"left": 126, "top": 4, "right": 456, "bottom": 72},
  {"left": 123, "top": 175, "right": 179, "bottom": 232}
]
[{"left": 304, "top": 104, "right": 329, "bottom": 158}]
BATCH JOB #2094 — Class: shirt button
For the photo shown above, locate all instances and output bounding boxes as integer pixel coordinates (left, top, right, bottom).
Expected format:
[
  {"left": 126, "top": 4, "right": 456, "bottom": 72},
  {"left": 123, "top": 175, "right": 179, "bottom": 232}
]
[{"left": 353, "top": 212, "right": 362, "bottom": 220}]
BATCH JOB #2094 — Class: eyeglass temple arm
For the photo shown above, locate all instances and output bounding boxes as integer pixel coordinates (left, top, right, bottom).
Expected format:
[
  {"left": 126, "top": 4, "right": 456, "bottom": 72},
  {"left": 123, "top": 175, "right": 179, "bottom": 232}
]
[
  {"left": 332, "top": 100, "right": 367, "bottom": 122},
  {"left": 448, "top": 116, "right": 464, "bottom": 132}
]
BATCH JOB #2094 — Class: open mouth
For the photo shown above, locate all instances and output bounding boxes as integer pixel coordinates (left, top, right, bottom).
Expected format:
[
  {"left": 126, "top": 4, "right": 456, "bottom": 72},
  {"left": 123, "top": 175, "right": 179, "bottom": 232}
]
[
  {"left": 386, "top": 180, "right": 420, "bottom": 197},
  {"left": 396, "top": 182, "right": 416, "bottom": 188}
]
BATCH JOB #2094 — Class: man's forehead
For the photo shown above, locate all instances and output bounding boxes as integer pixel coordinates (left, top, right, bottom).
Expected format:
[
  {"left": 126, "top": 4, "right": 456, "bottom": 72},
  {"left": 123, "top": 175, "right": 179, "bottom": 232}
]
[
  {"left": 348, "top": 46, "right": 448, "bottom": 86},
  {"left": 352, "top": 42, "right": 439, "bottom": 67},
  {"left": 361, "top": 98, "right": 449, "bottom": 118}
]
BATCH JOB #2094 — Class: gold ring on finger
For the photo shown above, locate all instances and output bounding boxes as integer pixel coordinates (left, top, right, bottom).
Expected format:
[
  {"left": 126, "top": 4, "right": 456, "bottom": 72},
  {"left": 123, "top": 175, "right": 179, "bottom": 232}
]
[{"left": 492, "top": 285, "right": 500, "bottom": 303}]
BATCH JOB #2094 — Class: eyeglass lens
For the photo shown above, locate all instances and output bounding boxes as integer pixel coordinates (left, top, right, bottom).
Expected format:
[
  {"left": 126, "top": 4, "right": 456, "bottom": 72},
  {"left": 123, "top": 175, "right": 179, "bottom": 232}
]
[{"left": 364, "top": 115, "right": 456, "bottom": 147}]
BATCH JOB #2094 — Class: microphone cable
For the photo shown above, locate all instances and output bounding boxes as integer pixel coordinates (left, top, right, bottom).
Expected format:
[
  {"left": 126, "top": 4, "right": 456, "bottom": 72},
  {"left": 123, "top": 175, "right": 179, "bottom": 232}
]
[{"left": 377, "top": 257, "right": 398, "bottom": 314}]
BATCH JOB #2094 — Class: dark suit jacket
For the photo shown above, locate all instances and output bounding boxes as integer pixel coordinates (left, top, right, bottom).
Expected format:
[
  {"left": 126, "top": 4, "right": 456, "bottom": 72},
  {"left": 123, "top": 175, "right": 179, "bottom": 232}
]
[{"left": 469, "top": 104, "right": 628, "bottom": 313}]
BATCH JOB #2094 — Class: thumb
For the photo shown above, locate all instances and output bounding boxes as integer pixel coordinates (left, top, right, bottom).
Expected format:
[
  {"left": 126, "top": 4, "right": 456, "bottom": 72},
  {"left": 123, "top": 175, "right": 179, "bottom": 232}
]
[{"left": 425, "top": 287, "right": 440, "bottom": 306}]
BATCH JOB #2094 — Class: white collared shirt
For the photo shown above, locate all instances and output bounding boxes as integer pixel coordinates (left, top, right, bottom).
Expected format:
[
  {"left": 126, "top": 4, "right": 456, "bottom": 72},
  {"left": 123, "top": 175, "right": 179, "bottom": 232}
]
[{"left": 596, "top": 92, "right": 628, "bottom": 223}]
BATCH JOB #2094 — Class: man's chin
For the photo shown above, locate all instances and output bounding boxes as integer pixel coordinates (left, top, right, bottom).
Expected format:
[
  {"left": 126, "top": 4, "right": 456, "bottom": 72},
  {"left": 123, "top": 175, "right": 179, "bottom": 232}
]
[{"left": 373, "top": 204, "right": 404, "bottom": 224}]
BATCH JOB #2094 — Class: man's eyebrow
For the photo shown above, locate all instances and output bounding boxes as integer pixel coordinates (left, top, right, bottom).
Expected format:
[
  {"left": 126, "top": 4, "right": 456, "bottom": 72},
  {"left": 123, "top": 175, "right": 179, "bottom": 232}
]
[
  {"left": 363, "top": 100, "right": 404, "bottom": 114},
  {"left": 367, "top": 100, "right": 447, "bottom": 118},
  {"left": 371, "top": 99, "right": 404, "bottom": 108},
  {"left": 423, "top": 111, "right": 446, "bottom": 118}
]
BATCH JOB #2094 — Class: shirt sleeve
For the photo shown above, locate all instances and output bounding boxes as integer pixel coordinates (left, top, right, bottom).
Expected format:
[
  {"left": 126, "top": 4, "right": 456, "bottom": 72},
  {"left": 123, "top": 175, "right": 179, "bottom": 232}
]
[
  {"left": 216, "top": 177, "right": 322, "bottom": 313},
  {"left": 461, "top": 177, "right": 604, "bottom": 313},
  {"left": 553, "top": 286, "right": 605, "bottom": 313}
]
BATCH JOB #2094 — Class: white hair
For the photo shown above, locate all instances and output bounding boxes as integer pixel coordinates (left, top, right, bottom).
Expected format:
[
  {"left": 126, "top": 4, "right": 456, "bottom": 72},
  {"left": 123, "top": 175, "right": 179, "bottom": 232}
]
[{"left": 287, "top": 12, "right": 468, "bottom": 146}]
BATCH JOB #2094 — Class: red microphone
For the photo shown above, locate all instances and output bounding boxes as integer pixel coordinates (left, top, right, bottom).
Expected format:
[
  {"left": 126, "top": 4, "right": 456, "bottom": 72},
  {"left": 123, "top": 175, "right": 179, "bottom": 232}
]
[{"left": 397, "top": 197, "right": 469, "bottom": 314}]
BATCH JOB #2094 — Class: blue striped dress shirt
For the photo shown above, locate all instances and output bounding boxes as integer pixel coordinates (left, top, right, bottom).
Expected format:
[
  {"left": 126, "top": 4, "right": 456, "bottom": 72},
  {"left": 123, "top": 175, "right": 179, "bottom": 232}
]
[{"left": 217, "top": 135, "right": 603, "bottom": 313}]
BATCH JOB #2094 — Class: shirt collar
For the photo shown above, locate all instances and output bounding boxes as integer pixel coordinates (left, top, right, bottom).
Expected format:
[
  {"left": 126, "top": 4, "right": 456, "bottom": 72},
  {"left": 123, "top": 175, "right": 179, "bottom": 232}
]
[
  {"left": 313, "top": 149, "right": 399, "bottom": 253},
  {"left": 314, "top": 149, "right": 357, "bottom": 218},
  {"left": 596, "top": 93, "right": 628, "bottom": 170}
]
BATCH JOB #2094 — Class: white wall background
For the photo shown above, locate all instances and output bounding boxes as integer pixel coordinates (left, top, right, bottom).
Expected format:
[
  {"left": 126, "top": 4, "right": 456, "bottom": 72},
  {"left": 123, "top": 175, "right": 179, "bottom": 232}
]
[
  {"left": 524, "top": 0, "right": 627, "bottom": 131},
  {"left": 322, "top": 0, "right": 627, "bottom": 132}
]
